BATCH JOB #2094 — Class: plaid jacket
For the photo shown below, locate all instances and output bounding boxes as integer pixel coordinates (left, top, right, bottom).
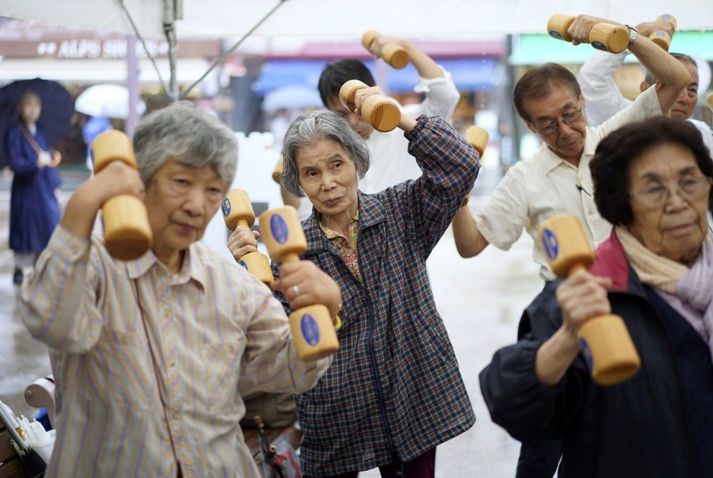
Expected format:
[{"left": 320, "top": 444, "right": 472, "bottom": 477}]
[{"left": 278, "top": 116, "right": 479, "bottom": 476}]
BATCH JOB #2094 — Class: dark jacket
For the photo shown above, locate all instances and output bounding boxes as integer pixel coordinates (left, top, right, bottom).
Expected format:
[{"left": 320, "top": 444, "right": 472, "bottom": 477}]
[
  {"left": 6, "top": 124, "right": 62, "bottom": 253},
  {"left": 480, "top": 231, "right": 713, "bottom": 478},
  {"left": 278, "top": 116, "right": 478, "bottom": 476}
]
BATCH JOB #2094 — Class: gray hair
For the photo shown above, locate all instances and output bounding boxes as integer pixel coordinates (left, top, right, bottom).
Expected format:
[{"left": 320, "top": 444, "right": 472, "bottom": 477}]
[
  {"left": 133, "top": 101, "right": 238, "bottom": 185},
  {"left": 281, "top": 110, "right": 369, "bottom": 197}
]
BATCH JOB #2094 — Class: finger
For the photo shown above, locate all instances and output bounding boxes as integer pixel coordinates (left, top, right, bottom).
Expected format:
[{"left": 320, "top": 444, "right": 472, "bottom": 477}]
[{"left": 594, "top": 276, "right": 613, "bottom": 289}]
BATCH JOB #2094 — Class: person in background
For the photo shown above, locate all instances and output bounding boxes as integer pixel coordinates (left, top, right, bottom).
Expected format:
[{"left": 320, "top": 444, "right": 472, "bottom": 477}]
[
  {"left": 5, "top": 91, "right": 62, "bottom": 285},
  {"left": 318, "top": 36, "right": 460, "bottom": 193},
  {"left": 576, "top": 18, "right": 713, "bottom": 155},
  {"left": 451, "top": 15, "right": 690, "bottom": 280},
  {"left": 480, "top": 116, "right": 713, "bottom": 478},
  {"left": 20, "top": 102, "right": 340, "bottom": 477}
]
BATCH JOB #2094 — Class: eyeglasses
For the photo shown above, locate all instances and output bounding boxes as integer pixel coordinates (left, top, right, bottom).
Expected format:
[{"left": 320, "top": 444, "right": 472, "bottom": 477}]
[
  {"left": 534, "top": 106, "right": 583, "bottom": 136},
  {"left": 629, "top": 175, "right": 712, "bottom": 208}
]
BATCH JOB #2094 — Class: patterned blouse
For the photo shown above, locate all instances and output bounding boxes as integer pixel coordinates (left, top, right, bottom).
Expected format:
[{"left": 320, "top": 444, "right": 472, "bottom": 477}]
[{"left": 318, "top": 210, "right": 362, "bottom": 283}]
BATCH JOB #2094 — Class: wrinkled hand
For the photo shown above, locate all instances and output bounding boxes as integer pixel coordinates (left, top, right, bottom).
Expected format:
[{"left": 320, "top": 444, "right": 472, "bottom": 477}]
[
  {"left": 273, "top": 260, "right": 342, "bottom": 319},
  {"left": 556, "top": 268, "right": 613, "bottom": 338},
  {"left": 636, "top": 19, "right": 675, "bottom": 38},
  {"left": 568, "top": 15, "right": 616, "bottom": 45},
  {"left": 227, "top": 226, "right": 261, "bottom": 262},
  {"left": 352, "top": 85, "right": 388, "bottom": 117},
  {"left": 89, "top": 160, "right": 144, "bottom": 206}
]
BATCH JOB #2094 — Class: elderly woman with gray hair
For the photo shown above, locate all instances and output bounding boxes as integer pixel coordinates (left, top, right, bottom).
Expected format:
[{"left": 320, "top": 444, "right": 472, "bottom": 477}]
[
  {"left": 20, "top": 102, "right": 340, "bottom": 478},
  {"left": 480, "top": 116, "right": 713, "bottom": 478},
  {"left": 229, "top": 86, "right": 479, "bottom": 478}
]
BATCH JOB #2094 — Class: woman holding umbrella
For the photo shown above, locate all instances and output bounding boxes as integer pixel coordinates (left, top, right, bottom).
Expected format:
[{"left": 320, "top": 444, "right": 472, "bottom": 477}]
[{"left": 5, "top": 91, "right": 62, "bottom": 285}]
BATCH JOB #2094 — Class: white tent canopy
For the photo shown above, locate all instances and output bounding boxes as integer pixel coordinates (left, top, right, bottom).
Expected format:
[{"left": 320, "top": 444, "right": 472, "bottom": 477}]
[{"left": 1, "top": 0, "right": 712, "bottom": 40}]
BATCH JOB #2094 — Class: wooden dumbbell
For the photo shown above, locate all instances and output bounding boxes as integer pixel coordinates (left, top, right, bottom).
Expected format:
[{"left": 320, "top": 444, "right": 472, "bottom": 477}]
[
  {"left": 91, "top": 130, "right": 153, "bottom": 261},
  {"left": 461, "top": 126, "right": 489, "bottom": 207},
  {"left": 272, "top": 156, "right": 284, "bottom": 184},
  {"left": 547, "top": 14, "right": 630, "bottom": 54},
  {"left": 649, "top": 14, "right": 677, "bottom": 50},
  {"left": 223, "top": 189, "right": 274, "bottom": 284},
  {"left": 539, "top": 214, "right": 641, "bottom": 386},
  {"left": 339, "top": 79, "right": 401, "bottom": 132},
  {"left": 259, "top": 206, "right": 339, "bottom": 361},
  {"left": 361, "top": 31, "right": 410, "bottom": 69}
]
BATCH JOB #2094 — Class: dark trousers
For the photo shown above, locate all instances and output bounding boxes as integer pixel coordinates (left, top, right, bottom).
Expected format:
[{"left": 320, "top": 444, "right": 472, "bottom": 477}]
[
  {"left": 315, "top": 448, "right": 436, "bottom": 478},
  {"left": 516, "top": 440, "right": 561, "bottom": 478}
]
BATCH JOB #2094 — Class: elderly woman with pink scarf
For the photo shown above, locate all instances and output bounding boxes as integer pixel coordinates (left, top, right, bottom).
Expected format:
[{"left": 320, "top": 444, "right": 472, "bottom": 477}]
[{"left": 480, "top": 116, "right": 713, "bottom": 478}]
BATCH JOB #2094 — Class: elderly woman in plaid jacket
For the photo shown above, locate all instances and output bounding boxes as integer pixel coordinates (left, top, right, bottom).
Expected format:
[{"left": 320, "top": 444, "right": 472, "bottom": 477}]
[{"left": 229, "top": 86, "right": 479, "bottom": 478}]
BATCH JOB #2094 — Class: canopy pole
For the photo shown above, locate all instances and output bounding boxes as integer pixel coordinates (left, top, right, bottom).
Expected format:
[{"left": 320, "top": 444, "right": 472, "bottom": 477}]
[
  {"left": 126, "top": 34, "right": 139, "bottom": 135},
  {"left": 181, "top": 0, "right": 288, "bottom": 99},
  {"left": 163, "top": 0, "right": 182, "bottom": 102}
]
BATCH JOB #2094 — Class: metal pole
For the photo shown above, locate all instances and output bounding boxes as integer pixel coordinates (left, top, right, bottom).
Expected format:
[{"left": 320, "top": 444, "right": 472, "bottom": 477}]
[
  {"left": 163, "top": 0, "right": 182, "bottom": 102},
  {"left": 126, "top": 34, "right": 139, "bottom": 135}
]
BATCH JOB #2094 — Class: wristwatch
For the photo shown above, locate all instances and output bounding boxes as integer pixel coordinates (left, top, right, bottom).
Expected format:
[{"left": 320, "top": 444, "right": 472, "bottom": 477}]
[{"left": 626, "top": 24, "right": 638, "bottom": 48}]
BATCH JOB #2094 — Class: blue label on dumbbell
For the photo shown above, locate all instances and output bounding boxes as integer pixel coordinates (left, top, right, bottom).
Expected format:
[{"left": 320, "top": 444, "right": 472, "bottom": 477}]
[
  {"left": 238, "top": 260, "right": 248, "bottom": 270},
  {"left": 579, "top": 337, "right": 594, "bottom": 370},
  {"left": 542, "top": 228, "right": 559, "bottom": 259},
  {"left": 591, "top": 41, "right": 607, "bottom": 51},
  {"left": 549, "top": 31, "right": 563, "bottom": 40},
  {"left": 301, "top": 314, "right": 320, "bottom": 346},
  {"left": 221, "top": 198, "right": 231, "bottom": 217},
  {"left": 270, "top": 214, "right": 289, "bottom": 244}
]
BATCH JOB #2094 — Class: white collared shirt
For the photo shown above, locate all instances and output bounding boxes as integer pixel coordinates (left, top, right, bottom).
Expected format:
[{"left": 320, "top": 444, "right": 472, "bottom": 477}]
[{"left": 474, "top": 85, "right": 662, "bottom": 280}]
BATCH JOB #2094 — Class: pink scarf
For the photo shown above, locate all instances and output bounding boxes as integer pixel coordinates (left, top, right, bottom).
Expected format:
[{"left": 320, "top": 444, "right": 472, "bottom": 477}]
[
  {"left": 676, "top": 233, "right": 713, "bottom": 361},
  {"left": 617, "top": 228, "right": 713, "bottom": 362}
]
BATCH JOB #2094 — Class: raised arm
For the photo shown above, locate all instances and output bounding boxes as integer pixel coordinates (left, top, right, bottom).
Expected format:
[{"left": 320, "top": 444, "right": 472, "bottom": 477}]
[
  {"left": 577, "top": 50, "right": 630, "bottom": 125},
  {"left": 20, "top": 160, "right": 145, "bottom": 352},
  {"left": 451, "top": 205, "right": 490, "bottom": 257},
  {"left": 568, "top": 15, "right": 689, "bottom": 114}
]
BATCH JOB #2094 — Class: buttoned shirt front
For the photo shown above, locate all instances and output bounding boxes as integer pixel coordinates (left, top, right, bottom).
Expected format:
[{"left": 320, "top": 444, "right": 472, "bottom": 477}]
[
  {"left": 475, "top": 85, "right": 662, "bottom": 279},
  {"left": 318, "top": 210, "right": 361, "bottom": 282},
  {"left": 20, "top": 226, "right": 329, "bottom": 478}
]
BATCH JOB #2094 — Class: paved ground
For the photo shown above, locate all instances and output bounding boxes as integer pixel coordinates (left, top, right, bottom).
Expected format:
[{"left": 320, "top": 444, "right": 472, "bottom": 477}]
[{"left": 0, "top": 165, "right": 546, "bottom": 477}]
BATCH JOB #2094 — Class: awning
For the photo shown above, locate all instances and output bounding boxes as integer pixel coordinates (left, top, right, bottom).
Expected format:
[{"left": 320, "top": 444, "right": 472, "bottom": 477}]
[
  {"left": 510, "top": 30, "right": 713, "bottom": 65},
  {"left": 252, "top": 58, "right": 500, "bottom": 94},
  {"left": 0, "top": 58, "right": 211, "bottom": 84}
]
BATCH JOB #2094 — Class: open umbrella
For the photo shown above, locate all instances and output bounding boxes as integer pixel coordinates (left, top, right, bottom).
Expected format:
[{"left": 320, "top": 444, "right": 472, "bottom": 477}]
[
  {"left": 0, "top": 78, "right": 74, "bottom": 167},
  {"left": 75, "top": 84, "right": 146, "bottom": 120}
]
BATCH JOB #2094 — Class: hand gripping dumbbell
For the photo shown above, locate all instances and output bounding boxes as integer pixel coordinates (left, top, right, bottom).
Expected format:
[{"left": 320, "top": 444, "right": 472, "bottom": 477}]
[
  {"left": 339, "top": 80, "right": 401, "bottom": 132},
  {"left": 222, "top": 189, "right": 273, "bottom": 284},
  {"left": 547, "top": 14, "right": 631, "bottom": 53},
  {"left": 649, "top": 14, "right": 677, "bottom": 51},
  {"left": 539, "top": 214, "right": 641, "bottom": 385},
  {"left": 361, "top": 31, "right": 410, "bottom": 69},
  {"left": 91, "top": 130, "right": 153, "bottom": 261},
  {"left": 460, "top": 126, "right": 489, "bottom": 207},
  {"left": 260, "top": 206, "right": 339, "bottom": 361}
]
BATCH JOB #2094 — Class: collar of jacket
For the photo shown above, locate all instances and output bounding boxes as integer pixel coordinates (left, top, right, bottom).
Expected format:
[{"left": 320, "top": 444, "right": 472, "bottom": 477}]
[
  {"left": 303, "top": 191, "right": 387, "bottom": 255},
  {"left": 590, "top": 229, "right": 648, "bottom": 300}
]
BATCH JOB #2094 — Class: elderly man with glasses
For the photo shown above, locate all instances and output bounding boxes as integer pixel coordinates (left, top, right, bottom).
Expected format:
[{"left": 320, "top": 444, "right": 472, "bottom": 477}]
[{"left": 451, "top": 15, "right": 690, "bottom": 282}]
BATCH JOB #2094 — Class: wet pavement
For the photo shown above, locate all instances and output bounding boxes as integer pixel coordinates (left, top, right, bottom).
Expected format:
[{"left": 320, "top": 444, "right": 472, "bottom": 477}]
[{"left": 0, "top": 168, "right": 546, "bottom": 477}]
